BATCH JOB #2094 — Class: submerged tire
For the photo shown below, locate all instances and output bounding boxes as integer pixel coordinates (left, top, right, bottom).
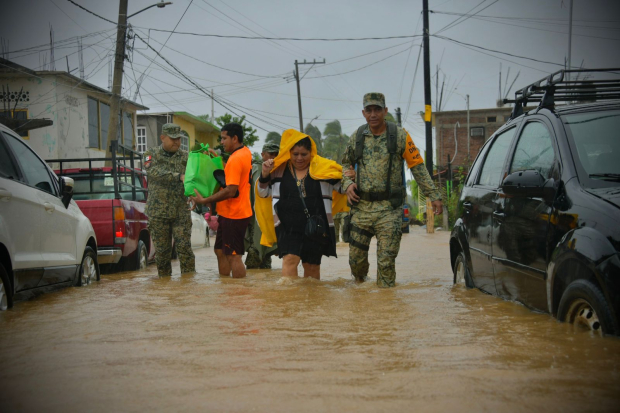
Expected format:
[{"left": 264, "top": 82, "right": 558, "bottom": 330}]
[
  {"left": 557, "top": 279, "right": 617, "bottom": 336},
  {"left": 135, "top": 240, "right": 148, "bottom": 271},
  {"left": 453, "top": 251, "right": 473, "bottom": 288},
  {"left": 76, "top": 246, "right": 100, "bottom": 286},
  {"left": 0, "top": 263, "right": 13, "bottom": 310}
]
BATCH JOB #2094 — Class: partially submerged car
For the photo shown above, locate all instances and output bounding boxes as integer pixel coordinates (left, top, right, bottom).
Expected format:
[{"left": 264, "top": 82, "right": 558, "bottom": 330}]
[
  {"left": 0, "top": 123, "right": 99, "bottom": 310},
  {"left": 450, "top": 68, "right": 620, "bottom": 336}
]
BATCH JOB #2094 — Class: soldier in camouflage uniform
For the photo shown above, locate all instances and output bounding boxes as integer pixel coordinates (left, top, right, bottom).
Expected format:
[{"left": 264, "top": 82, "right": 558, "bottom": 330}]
[
  {"left": 245, "top": 142, "right": 280, "bottom": 269},
  {"left": 144, "top": 123, "right": 195, "bottom": 276},
  {"left": 341, "top": 93, "right": 443, "bottom": 287}
]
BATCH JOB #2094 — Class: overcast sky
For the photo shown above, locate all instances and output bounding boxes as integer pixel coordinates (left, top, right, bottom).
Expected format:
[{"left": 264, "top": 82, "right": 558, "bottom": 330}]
[{"left": 2, "top": 0, "right": 620, "bottom": 152}]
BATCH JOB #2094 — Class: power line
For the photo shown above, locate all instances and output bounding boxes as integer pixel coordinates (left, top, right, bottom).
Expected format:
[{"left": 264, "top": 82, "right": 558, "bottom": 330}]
[
  {"left": 434, "top": 0, "right": 500, "bottom": 35},
  {"left": 137, "top": 28, "right": 424, "bottom": 41},
  {"left": 66, "top": 0, "right": 116, "bottom": 24},
  {"left": 433, "top": 34, "right": 565, "bottom": 67}
]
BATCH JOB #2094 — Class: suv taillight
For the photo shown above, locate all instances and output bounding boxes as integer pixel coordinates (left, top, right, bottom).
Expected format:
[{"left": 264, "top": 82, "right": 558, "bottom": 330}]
[{"left": 113, "top": 206, "right": 127, "bottom": 244}]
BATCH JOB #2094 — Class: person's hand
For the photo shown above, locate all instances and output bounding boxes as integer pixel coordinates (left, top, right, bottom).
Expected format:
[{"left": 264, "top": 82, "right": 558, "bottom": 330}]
[
  {"left": 180, "top": 174, "right": 185, "bottom": 183},
  {"left": 431, "top": 200, "right": 443, "bottom": 215},
  {"left": 344, "top": 166, "right": 356, "bottom": 181},
  {"left": 262, "top": 159, "right": 274, "bottom": 177},
  {"left": 188, "top": 189, "right": 207, "bottom": 210},
  {"left": 203, "top": 148, "right": 219, "bottom": 157},
  {"left": 346, "top": 183, "right": 360, "bottom": 204}
]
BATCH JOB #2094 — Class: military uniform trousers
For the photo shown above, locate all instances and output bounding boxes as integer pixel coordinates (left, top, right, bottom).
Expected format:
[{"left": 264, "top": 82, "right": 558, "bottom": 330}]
[
  {"left": 349, "top": 208, "right": 402, "bottom": 287},
  {"left": 148, "top": 213, "right": 195, "bottom": 276}
]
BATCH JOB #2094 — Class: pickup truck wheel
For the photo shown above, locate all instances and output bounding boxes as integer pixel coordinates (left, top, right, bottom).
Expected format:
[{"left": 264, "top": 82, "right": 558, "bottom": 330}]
[
  {"left": 76, "top": 247, "right": 99, "bottom": 286},
  {"left": 0, "top": 263, "right": 13, "bottom": 310},
  {"left": 557, "top": 279, "right": 616, "bottom": 336},
  {"left": 136, "top": 240, "right": 148, "bottom": 270},
  {"left": 453, "top": 251, "right": 473, "bottom": 288}
]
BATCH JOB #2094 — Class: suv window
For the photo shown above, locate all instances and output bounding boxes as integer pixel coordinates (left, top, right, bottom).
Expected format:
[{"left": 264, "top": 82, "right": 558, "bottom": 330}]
[
  {"left": 0, "top": 135, "right": 20, "bottom": 179},
  {"left": 510, "top": 122, "right": 556, "bottom": 179},
  {"left": 477, "top": 127, "right": 516, "bottom": 187},
  {"left": 563, "top": 109, "right": 620, "bottom": 185},
  {"left": 3, "top": 131, "right": 57, "bottom": 195}
]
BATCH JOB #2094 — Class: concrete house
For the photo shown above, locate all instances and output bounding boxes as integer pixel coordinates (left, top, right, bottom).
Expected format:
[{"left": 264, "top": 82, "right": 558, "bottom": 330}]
[
  {"left": 0, "top": 58, "right": 147, "bottom": 162},
  {"left": 432, "top": 107, "right": 514, "bottom": 172},
  {"left": 137, "top": 112, "right": 220, "bottom": 153}
]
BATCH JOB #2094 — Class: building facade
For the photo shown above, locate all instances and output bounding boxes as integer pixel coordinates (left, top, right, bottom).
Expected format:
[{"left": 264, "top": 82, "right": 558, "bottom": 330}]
[
  {"left": 0, "top": 58, "right": 147, "bottom": 163},
  {"left": 137, "top": 112, "right": 220, "bottom": 153},
  {"left": 433, "top": 107, "right": 514, "bottom": 173}
]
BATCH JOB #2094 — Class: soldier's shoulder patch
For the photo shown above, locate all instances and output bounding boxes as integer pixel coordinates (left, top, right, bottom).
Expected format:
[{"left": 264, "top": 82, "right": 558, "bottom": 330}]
[{"left": 144, "top": 154, "right": 152, "bottom": 169}]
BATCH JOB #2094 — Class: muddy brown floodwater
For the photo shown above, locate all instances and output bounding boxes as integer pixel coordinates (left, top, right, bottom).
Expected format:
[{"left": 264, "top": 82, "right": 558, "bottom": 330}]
[{"left": 1, "top": 227, "right": 619, "bottom": 412}]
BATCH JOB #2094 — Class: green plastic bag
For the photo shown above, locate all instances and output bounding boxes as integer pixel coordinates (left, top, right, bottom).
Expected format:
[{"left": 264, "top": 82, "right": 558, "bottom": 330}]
[{"left": 184, "top": 143, "right": 224, "bottom": 197}]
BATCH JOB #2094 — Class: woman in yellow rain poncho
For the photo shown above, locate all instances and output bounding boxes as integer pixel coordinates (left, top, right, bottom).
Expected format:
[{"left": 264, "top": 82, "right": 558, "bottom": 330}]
[{"left": 255, "top": 129, "right": 350, "bottom": 280}]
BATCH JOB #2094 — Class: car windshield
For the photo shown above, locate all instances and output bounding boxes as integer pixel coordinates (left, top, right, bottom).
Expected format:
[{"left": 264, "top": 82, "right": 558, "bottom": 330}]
[
  {"left": 70, "top": 172, "right": 146, "bottom": 201},
  {"left": 563, "top": 109, "right": 620, "bottom": 186}
]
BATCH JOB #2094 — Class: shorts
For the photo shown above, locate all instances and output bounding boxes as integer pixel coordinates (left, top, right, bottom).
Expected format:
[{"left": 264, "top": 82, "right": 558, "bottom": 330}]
[
  {"left": 276, "top": 226, "right": 323, "bottom": 265},
  {"left": 214, "top": 216, "right": 251, "bottom": 256}
]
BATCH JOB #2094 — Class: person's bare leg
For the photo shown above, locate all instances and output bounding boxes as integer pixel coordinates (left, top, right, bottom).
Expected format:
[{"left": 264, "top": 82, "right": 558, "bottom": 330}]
[
  {"left": 282, "top": 254, "right": 301, "bottom": 277},
  {"left": 215, "top": 248, "right": 231, "bottom": 276},
  {"left": 227, "top": 254, "right": 246, "bottom": 278},
  {"left": 302, "top": 263, "right": 320, "bottom": 280}
]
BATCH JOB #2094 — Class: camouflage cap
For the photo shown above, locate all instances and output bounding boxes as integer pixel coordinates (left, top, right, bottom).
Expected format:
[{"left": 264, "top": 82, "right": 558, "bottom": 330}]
[
  {"left": 363, "top": 92, "right": 386, "bottom": 108},
  {"left": 162, "top": 123, "right": 182, "bottom": 139},
  {"left": 262, "top": 142, "right": 280, "bottom": 153}
]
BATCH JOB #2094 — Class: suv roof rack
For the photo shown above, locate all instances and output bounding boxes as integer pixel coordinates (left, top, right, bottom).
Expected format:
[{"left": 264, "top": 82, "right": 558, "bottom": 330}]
[{"left": 503, "top": 68, "right": 620, "bottom": 120}]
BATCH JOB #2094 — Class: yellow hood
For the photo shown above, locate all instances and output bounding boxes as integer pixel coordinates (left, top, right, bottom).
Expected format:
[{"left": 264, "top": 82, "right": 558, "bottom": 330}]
[{"left": 255, "top": 129, "right": 348, "bottom": 247}]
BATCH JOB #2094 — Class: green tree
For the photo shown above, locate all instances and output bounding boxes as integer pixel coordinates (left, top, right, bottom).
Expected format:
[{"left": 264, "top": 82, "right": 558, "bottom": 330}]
[
  {"left": 386, "top": 112, "right": 396, "bottom": 123},
  {"left": 252, "top": 151, "right": 262, "bottom": 164},
  {"left": 322, "top": 120, "right": 348, "bottom": 164},
  {"left": 264, "top": 131, "right": 281, "bottom": 146},
  {"left": 304, "top": 123, "right": 322, "bottom": 154},
  {"left": 214, "top": 113, "right": 259, "bottom": 152}
]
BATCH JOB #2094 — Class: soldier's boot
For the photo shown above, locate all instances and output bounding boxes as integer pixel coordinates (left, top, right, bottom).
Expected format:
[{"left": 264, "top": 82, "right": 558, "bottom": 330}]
[
  {"left": 259, "top": 255, "right": 272, "bottom": 270},
  {"left": 245, "top": 248, "right": 262, "bottom": 269}
]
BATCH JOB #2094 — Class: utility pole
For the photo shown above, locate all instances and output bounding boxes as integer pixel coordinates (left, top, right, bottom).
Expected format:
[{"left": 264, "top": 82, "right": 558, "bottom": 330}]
[
  {"left": 422, "top": 0, "right": 433, "bottom": 176},
  {"left": 466, "top": 94, "right": 470, "bottom": 163},
  {"left": 105, "top": 0, "right": 129, "bottom": 160},
  {"left": 567, "top": 0, "right": 574, "bottom": 81},
  {"left": 294, "top": 59, "right": 325, "bottom": 133},
  {"left": 211, "top": 88, "right": 215, "bottom": 122},
  {"left": 395, "top": 107, "right": 402, "bottom": 127}
]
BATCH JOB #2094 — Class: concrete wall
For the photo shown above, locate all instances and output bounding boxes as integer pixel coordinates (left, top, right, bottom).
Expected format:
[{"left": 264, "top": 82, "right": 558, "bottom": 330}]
[{"left": 3, "top": 74, "right": 139, "bottom": 167}]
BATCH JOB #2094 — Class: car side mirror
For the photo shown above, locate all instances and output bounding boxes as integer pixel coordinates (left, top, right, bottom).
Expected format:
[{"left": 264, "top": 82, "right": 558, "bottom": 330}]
[
  {"left": 502, "top": 170, "right": 553, "bottom": 198},
  {"left": 60, "top": 176, "right": 74, "bottom": 208}
]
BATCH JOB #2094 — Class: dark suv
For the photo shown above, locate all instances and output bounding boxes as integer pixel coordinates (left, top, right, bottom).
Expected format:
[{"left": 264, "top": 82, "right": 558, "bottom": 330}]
[{"left": 450, "top": 69, "right": 620, "bottom": 336}]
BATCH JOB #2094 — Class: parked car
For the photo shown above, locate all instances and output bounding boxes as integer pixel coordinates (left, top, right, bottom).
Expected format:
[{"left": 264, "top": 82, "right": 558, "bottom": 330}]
[
  {"left": 450, "top": 69, "right": 620, "bottom": 336},
  {"left": 0, "top": 124, "right": 99, "bottom": 310},
  {"left": 51, "top": 162, "right": 155, "bottom": 272},
  {"left": 402, "top": 203, "right": 410, "bottom": 233}
]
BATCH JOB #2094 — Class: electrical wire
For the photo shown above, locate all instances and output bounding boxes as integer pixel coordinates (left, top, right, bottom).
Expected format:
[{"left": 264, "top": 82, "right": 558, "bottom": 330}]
[{"left": 66, "top": 0, "right": 116, "bottom": 24}]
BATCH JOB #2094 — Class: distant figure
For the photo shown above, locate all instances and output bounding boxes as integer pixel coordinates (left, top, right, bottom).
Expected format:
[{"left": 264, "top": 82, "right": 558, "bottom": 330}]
[
  {"left": 341, "top": 93, "right": 443, "bottom": 287},
  {"left": 189, "top": 123, "right": 253, "bottom": 278},
  {"left": 245, "top": 142, "right": 280, "bottom": 269},
  {"left": 255, "top": 129, "right": 348, "bottom": 280},
  {"left": 144, "top": 123, "right": 195, "bottom": 276}
]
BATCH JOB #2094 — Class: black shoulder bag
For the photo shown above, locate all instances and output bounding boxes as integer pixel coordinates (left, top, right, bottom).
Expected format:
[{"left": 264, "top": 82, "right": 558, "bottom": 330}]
[{"left": 295, "top": 174, "right": 329, "bottom": 243}]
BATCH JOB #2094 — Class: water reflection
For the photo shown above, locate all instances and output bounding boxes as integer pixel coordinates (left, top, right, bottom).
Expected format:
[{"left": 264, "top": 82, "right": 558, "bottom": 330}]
[{"left": 0, "top": 230, "right": 619, "bottom": 412}]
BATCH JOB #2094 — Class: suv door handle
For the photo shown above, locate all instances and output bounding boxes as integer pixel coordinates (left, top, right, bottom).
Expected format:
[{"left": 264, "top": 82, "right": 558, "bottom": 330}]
[
  {"left": 44, "top": 202, "right": 55, "bottom": 213},
  {"left": 0, "top": 189, "right": 11, "bottom": 201}
]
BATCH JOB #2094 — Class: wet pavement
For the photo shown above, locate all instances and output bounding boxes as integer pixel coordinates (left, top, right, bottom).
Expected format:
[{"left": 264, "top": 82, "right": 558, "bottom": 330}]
[{"left": 1, "top": 227, "right": 619, "bottom": 412}]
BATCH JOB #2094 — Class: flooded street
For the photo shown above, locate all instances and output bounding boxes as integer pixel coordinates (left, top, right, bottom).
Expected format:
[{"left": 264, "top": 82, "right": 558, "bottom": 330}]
[{"left": 1, "top": 228, "right": 619, "bottom": 412}]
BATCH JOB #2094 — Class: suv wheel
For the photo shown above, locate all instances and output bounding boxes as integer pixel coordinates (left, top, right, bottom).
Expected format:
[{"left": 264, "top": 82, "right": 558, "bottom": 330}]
[
  {"left": 136, "top": 240, "right": 148, "bottom": 270},
  {"left": 0, "top": 263, "right": 13, "bottom": 310},
  {"left": 453, "top": 251, "right": 473, "bottom": 288},
  {"left": 75, "top": 246, "right": 100, "bottom": 286},
  {"left": 557, "top": 279, "right": 617, "bottom": 336}
]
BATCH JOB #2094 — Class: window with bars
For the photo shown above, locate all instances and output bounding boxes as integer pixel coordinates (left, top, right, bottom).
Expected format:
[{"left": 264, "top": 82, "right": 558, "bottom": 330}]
[
  {"left": 137, "top": 127, "right": 147, "bottom": 153},
  {"left": 87, "top": 96, "right": 134, "bottom": 150},
  {"left": 180, "top": 135, "right": 189, "bottom": 151}
]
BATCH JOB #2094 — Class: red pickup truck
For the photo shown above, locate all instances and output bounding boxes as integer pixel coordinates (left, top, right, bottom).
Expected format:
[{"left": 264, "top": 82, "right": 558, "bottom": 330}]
[{"left": 48, "top": 143, "right": 154, "bottom": 271}]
